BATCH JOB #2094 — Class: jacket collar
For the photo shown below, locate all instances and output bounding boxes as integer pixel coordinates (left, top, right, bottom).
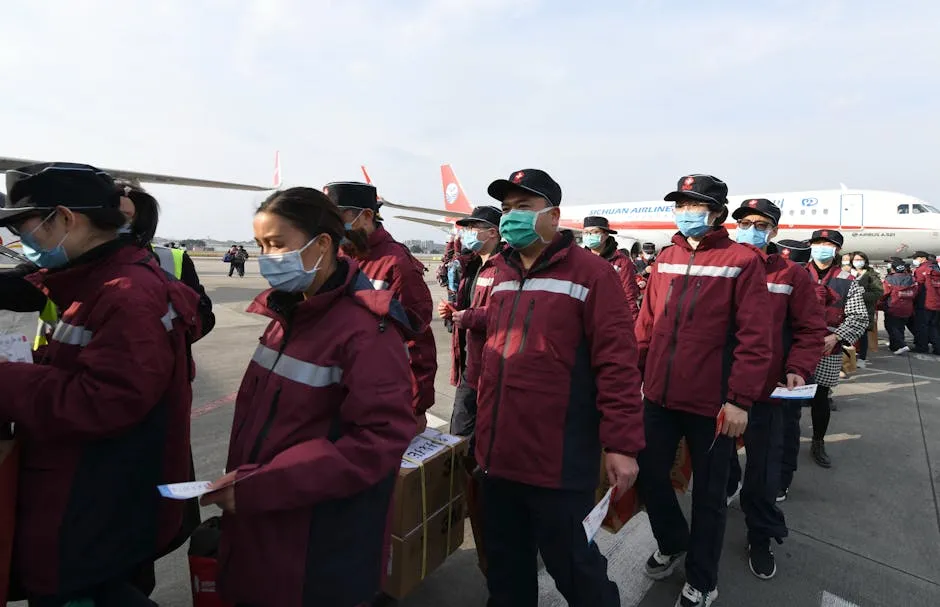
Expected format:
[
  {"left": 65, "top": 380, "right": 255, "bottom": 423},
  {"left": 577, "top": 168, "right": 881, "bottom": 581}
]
[
  {"left": 501, "top": 230, "right": 575, "bottom": 275},
  {"left": 247, "top": 257, "right": 413, "bottom": 334},
  {"left": 28, "top": 239, "right": 144, "bottom": 308},
  {"left": 598, "top": 235, "right": 619, "bottom": 260},
  {"left": 808, "top": 261, "right": 850, "bottom": 283},
  {"left": 671, "top": 227, "right": 731, "bottom": 252},
  {"left": 368, "top": 225, "right": 394, "bottom": 249}
]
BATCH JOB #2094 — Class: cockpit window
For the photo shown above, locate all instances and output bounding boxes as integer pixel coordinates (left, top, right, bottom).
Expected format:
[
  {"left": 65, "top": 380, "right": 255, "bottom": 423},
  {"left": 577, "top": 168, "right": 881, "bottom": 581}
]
[
  {"left": 897, "top": 204, "right": 909, "bottom": 214},
  {"left": 913, "top": 203, "right": 939, "bottom": 213}
]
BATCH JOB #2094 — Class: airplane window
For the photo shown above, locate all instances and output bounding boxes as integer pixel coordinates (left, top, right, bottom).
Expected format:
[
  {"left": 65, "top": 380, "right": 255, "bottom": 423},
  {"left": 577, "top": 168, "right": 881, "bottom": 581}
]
[
  {"left": 811, "top": 209, "right": 817, "bottom": 215},
  {"left": 801, "top": 209, "right": 806, "bottom": 215},
  {"left": 913, "top": 204, "right": 938, "bottom": 214},
  {"left": 897, "top": 204, "right": 909, "bottom": 214},
  {"left": 823, "top": 209, "right": 829, "bottom": 215},
  {"left": 789, "top": 210, "right": 795, "bottom": 215},
  {"left": 924, "top": 204, "right": 940, "bottom": 213}
]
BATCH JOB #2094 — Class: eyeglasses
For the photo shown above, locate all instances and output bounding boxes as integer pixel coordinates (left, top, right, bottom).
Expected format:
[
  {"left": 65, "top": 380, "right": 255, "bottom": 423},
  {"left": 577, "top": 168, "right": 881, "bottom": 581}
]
[
  {"left": 736, "top": 219, "right": 774, "bottom": 232},
  {"left": 8, "top": 210, "right": 55, "bottom": 237}
]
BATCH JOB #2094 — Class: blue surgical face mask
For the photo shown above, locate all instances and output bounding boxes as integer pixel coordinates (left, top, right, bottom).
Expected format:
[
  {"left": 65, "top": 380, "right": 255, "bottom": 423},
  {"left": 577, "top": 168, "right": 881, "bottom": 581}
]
[
  {"left": 258, "top": 238, "right": 324, "bottom": 292},
  {"left": 461, "top": 229, "right": 486, "bottom": 253},
  {"left": 734, "top": 226, "right": 769, "bottom": 248},
  {"left": 20, "top": 212, "right": 70, "bottom": 269},
  {"left": 583, "top": 233, "right": 604, "bottom": 249},
  {"left": 675, "top": 210, "right": 711, "bottom": 238},
  {"left": 499, "top": 207, "right": 554, "bottom": 249},
  {"left": 810, "top": 245, "right": 836, "bottom": 263},
  {"left": 343, "top": 210, "right": 364, "bottom": 232},
  {"left": 852, "top": 260, "right": 865, "bottom": 270}
]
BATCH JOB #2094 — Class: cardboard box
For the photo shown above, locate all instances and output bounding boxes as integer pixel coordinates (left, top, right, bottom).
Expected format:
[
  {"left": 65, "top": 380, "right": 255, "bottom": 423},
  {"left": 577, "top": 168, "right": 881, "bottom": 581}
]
[
  {"left": 596, "top": 439, "right": 693, "bottom": 534},
  {"left": 384, "top": 496, "right": 466, "bottom": 599},
  {"left": 391, "top": 430, "right": 468, "bottom": 537}
]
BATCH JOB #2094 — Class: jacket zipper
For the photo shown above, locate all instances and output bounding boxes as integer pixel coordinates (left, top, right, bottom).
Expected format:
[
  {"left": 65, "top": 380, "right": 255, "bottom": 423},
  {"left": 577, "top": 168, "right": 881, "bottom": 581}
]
[
  {"left": 247, "top": 387, "right": 281, "bottom": 463},
  {"left": 244, "top": 313, "right": 295, "bottom": 464},
  {"left": 484, "top": 284, "right": 523, "bottom": 474},
  {"left": 660, "top": 252, "right": 696, "bottom": 407},
  {"left": 686, "top": 280, "right": 703, "bottom": 321},
  {"left": 517, "top": 299, "right": 536, "bottom": 353},
  {"left": 664, "top": 279, "right": 676, "bottom": 317}
]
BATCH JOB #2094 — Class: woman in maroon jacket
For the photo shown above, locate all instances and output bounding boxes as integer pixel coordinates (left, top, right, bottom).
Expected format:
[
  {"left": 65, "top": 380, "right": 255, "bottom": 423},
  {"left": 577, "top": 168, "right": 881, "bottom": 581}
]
[
  {"left": 201, "top": 187, "right": 415, "bottom": 607},
  {"left": 0, "top": 162, "right": 200, "bottom": 606}
]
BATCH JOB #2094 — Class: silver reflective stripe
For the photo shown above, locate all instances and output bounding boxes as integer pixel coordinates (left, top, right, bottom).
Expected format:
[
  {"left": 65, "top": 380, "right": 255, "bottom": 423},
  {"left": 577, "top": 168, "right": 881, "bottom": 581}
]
[
  {"left": 767, "top": 282, "right": 794, "bottom": 295},
  {"left": 153, "top": 247, "right": 175, "bottom": 274},
  {"left": 252, "top": 344, "right": 343, "bottom": 388},
  {"left": 476, "top": 276, "right": 494, "bottom": 287},
  {"left": 371, "top": 279, "right": 389, "bottom": 291},
  {"left": 161, "top": 304, "right": 179, "bottom": 331},
  {"left": 492, "top": 278, "right": 590, "bottom": 302},
  {"left": 52, "top": 322, "right": 93, "bottom": 347},
  {"left": 657, "top": 263, "right": 743, "bottom": 278}
]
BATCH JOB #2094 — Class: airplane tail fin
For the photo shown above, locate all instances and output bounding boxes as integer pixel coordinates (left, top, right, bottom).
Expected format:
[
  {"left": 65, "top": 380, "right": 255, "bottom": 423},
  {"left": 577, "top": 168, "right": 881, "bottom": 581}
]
[
  {"left": 273, "top": 151, "right": 282, "bottom": 189},
  {"left": 361, "top": 165, "right": 373, "bottom": 185},
  {"left": 440, "top": 164, "right": 474, "bottom": 214}
]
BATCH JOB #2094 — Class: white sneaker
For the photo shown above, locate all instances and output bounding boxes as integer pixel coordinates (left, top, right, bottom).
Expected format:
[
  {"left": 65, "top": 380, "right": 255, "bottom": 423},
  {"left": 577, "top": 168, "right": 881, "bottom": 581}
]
[
  {"left": 856, "top": 359, "right": 867, "bottom": 368},
  {"left": 675, "top": 582, "right": 718, "bottom": 606},
  {"left": 894, "top": 346, "right": 911, "bottom": 355}
]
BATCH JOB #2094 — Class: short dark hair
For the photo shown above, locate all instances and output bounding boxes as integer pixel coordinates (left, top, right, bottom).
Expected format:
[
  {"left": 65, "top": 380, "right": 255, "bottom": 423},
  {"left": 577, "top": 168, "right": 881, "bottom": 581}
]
[
  {"left": 115, "top": 180, "right": 161, "bottom": 245},
  {"left": 257, "top": 187, "right": 345, "bottom": 253}
]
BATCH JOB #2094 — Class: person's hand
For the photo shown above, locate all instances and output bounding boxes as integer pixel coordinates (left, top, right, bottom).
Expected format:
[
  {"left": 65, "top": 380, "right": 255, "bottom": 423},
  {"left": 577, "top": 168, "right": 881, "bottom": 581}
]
[
  {"left": 415, "top": 412, "right": 428, "bottom": 435},
  {"left": 452, "top": 310, "right": 466, "bottom": 327},
  {"left": 605, "top": 452, "right": 639, "bottom": 497},
  {"left": 784, "top": 373, "right": 805, "bottom": 390},
  {"left": 719, "top": 403, "right": 748, "bottom": 437},
  {"left": 437, "top": 300, "right": 453, "bottom": 320},
  {"left": 823, "top": 334, "right": 840, "bottom": 355},
  {"left": 199, "top": 470, "right": 238, "bottom": 513}
]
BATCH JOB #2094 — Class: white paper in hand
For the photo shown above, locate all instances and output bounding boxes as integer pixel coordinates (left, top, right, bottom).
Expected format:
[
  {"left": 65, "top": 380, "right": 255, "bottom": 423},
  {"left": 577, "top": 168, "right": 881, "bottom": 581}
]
[
  {"left": 770, "top": 383, "right": 818, "bottom": 400},
  {"left": 583, "top": 487, "right": 613, "bottom": 543},
  {"left": 157, "top": 481, "right": 214, "bottom": 500},
  {"left": 0, "top": 333, "right": 33, "bottom": 363}
]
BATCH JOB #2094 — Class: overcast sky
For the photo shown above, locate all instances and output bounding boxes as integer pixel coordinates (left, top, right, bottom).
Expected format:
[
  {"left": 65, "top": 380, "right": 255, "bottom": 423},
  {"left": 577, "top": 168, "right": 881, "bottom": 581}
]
[{"left": 2, "top": 0, "right": 938, "bottom": 242}]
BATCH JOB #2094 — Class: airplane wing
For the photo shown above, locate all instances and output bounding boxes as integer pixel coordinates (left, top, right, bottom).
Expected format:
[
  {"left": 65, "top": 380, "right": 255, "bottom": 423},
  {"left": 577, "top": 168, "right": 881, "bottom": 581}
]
[
  {"left": 379, "top": 198, "right": 474, "bottom": 219},
  {"left": 0, "top": 155, "right": 272, "bottom": 192},
  {"left": 394, "top": 215, "right": 456, "bottom": 231}
]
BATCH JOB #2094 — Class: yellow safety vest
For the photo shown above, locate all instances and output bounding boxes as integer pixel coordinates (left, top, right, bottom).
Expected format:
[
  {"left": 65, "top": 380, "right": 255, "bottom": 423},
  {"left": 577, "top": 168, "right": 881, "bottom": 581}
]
[{"left": 32, "top": 246, "right": 184, "bottom": 351}]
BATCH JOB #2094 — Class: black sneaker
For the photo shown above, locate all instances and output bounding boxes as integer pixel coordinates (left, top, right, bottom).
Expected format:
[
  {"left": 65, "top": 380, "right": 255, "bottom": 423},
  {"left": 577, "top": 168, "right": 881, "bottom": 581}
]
[
  {"left": 675, "top": 582, "right": 718, "bottom": 606},
  {"left": 645, "top": 549, "right": 685, "bottom": 580},
  {"left": 776, "top": 488, "right": 788, "bottom": 502},
  {"left": 748, "top": 539, "right": 777, "bottom": 579}
]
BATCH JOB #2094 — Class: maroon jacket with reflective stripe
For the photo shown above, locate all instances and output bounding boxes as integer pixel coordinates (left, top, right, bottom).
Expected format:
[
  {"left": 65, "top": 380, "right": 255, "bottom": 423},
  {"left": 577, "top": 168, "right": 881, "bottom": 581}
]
[
  {"left": 748, "top": 245, "right": 827, "bottom": 400},
  {"left": 474, "top": 231, "right": 645, "bottom": 491},
  {"left": 635, "top": 229, "right": 773, "bottom": 416},
  {"left": 218, "top": 259, "right": 415, "bottom": 606},
  {"left": 0, "top": 241, "right": 200, "bottom": 597},
  {"left": 341, "top": 226, "right": 438, "bottom": 414},
  {"left": 449, "top": 248, "right": 501, "bottom": 387}
]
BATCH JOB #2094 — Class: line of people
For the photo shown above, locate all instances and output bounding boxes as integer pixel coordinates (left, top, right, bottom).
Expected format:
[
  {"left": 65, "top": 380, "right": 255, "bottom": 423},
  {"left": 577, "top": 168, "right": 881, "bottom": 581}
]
[{"left": 0, "top": 160, "right": 928, "bottom": 607}]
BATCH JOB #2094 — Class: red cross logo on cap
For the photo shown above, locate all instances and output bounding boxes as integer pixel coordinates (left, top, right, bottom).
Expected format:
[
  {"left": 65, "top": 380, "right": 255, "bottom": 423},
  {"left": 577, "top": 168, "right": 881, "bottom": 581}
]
[
  {"left": 821, "top": 230, "right": 829, "bottom": 237},
  {"left": 748, "top": 199, "right": 758, "bottom": 208},
  {"left": 782, "top": 248, "right": 791, "bottom": 258},
  {"left": 323, "top": 186, "right": 329, "bottom": 195},
  {"left": 681, "top": 176, "right": 695, "bottom": 191},
  {"left": 512, "top": 171, "right": 525, "bottom": 184}
]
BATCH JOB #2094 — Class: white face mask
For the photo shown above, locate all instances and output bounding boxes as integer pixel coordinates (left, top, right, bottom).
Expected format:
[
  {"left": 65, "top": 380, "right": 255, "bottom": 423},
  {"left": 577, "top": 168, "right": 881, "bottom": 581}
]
[{"left": 258, "top": 238, "right": 324, "bottom": 292}]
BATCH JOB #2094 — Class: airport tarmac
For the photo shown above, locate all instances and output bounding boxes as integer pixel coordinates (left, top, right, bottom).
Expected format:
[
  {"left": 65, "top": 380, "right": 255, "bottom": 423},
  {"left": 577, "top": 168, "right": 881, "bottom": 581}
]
[{"left": 4, "top": 256, "right": 940, "bottom": 607}]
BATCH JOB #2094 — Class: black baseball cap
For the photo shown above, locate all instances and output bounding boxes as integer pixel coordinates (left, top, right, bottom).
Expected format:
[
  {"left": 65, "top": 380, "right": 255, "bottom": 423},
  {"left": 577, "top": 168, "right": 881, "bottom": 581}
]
[
  {"left": 891, "top": 259, "right": 908, "bottom": 273},
  {"left": 664, "top": 174, "right": 728, "bottom": 208},
  {"left": 583, "top": 216, "right": 617, "bottom": 234},
  {"left": 732, "top": 198, "right": 781, "bottom": 225},
  {"left": 455, "top": 205, "right": 501, "bottom": 229},
  {"left": 1, "top": 162, "right": 119, "bottom": 226},
  {"left": 641, "top": 242, "right": 656, "bottom": 254},
  {"left": 488, "top": 169, "right": 562, "bottom": 207},
  {"left": 810, "top": 229, "right": 844, "bottom": 248},
  {"left": 323, "top": 182, "right": 382, "bottom": 218},
  {"left": 776, "top": 239, "right": 811, "bottom": 264}
]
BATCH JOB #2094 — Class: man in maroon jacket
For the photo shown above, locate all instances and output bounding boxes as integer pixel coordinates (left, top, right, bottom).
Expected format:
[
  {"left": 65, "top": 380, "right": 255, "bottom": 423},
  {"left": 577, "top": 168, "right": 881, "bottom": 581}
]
[
  {"left": 582, "top": 215, "right": 640, "bottom": 320},
  {"left": 328, "top": 181, "right": 438, "bottom": 431},
  {"left": 635, "top": 174, "right": 773, "bottom": 607},
  {"left": 476, "top": 169, "right": 643, "bottom": 607},
  {"left": 726, "top": 199, "right": 827, "bottom": 580}
]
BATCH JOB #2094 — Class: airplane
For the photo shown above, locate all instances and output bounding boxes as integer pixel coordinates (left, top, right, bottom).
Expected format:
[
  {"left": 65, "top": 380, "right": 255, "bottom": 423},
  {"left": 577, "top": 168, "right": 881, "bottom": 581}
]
[
  {"left": 0, "top": 153, "right": 278, "bottom": 253},
  {"left": 370, "top": 165, "right": 940, "bottom": 261}
]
